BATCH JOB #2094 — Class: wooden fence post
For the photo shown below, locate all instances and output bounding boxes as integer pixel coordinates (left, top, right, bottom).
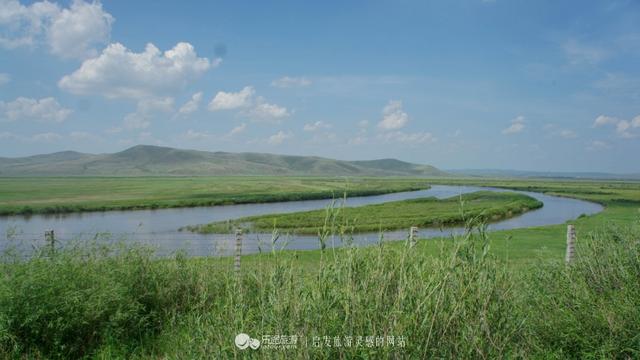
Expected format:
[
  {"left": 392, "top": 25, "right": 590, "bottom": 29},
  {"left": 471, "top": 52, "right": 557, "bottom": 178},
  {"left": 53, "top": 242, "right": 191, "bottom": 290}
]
[
  {"left": 45, "top": 230, "right": 55, "bottom": 255},
  {"left": 234, "top": 229, "right": 242, "bottom": 273},
  {"left": 409, "top": 226, "right": 418, "bottom": 248},
  {"left": 565, "top": 224, "right": 576, "bottom": 263}
]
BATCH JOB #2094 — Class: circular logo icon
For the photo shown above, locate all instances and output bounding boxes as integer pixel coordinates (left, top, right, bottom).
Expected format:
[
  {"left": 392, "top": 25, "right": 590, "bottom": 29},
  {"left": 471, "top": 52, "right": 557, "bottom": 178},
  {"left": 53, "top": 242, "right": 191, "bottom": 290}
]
[
  {"left": 235, "top": 333, "right": 251, "bottom": 350},
  {"left": 249, "top": 338, "right": 261, "bottom": 350}
]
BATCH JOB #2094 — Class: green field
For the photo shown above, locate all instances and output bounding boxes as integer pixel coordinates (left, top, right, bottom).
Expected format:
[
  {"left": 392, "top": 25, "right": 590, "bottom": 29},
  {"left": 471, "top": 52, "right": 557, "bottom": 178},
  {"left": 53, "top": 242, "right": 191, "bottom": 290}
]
[
  {"left": 1, "top": 177, "right": 640, "bottom": 358},
  {"left": 0, "top": 177, "right": 431, "bottom": 215},
  {"left": 189, "top": 191, "right": 543, "bottom": 234}
]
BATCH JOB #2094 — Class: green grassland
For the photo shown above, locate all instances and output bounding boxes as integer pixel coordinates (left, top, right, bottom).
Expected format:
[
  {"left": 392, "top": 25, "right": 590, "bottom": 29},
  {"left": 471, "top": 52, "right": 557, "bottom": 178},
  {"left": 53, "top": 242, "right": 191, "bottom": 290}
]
[
  {"left": 189, "top": 191, "right": 543, "bottom": 234},
  {"left": 0, "top": 177, "right": 431, "bottom": 215},
  {"left": 2, "top": 215, "right": 639, "bottom": 358},
  {"left": 2, "top": 177, "right": 640, "bottom": 357}
]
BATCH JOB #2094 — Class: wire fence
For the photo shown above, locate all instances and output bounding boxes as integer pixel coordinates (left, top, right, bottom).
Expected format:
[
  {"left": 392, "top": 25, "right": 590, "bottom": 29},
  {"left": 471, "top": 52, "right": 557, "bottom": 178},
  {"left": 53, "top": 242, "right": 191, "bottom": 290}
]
[
  {"left": 2, "top": 228, "right": 405, "bottom": 258},
  {"left": 2, "top": 224, "right": 580, "bottom": 270}
]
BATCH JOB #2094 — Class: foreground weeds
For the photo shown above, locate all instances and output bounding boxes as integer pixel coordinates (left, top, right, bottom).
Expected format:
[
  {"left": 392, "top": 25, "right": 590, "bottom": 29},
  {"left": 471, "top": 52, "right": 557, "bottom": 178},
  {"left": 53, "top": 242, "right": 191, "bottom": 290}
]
[{"left": 1, "top": 219, "right": 639, "bottom": 358}]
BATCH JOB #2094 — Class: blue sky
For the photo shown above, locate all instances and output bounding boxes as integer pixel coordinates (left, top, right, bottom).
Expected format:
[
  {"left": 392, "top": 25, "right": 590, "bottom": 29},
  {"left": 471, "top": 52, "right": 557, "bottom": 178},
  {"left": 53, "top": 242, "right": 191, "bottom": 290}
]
[{"left": 1, "top": 0, "right": 639, "bottom": 172}]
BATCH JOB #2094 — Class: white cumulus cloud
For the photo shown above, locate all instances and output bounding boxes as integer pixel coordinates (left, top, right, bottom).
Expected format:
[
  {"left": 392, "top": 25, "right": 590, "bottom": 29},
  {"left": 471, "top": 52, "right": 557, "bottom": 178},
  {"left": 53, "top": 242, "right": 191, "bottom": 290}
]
[
  {"left": 208, "top": 86, "right": 255, "bottom": 111},
  {"left": 228, "top": 123, "right": 247, "bottom": 136},
  {"left": 303, "top": 121, "right": 332, "bottom": 132},
  {"left": 378, "top": 131, "right": 437, "bottom": 144},
  {"left": 250, "top": 100, "right": 290, "bottom": 121},
  {"left": 0, "top": 0, "right": 60, "bottom": 48},
  {"left": 377, "top": 100, "right": 408, "bottom": 130},
  {"left": 123, "top": 112, "right": 150, "bottom": 130},
  {"left": 0, "top": 96, "right": 72, "bottom": 122},
  {"left": 121, "top": 97, "right": 173, "bottom": 130},
  {"left": 208, "top": 86, "right": 290, "bottom": 121},
  {"left": 502, "top": 115, "right": 525, "bottom": 135},
  {"left": 593, "top": 115, "right": 619, "bottom": 127},
  {"left": 0, "top": 0, "right": 113, "bottom": 59},
  {"left": 267, "top": 130, "right": 293, "bottom": 145},
  {"left": 59, "top": 42, "right": 216, "bottom": 99},
  {"left": 47, "top": 0, "right": 113, "bottom": 59},
  {"left": 592, "top": 114, "right": 640, "bottom": 138},
  {"left": 177, "top": 92, "right": 203, "bottom": 115}
]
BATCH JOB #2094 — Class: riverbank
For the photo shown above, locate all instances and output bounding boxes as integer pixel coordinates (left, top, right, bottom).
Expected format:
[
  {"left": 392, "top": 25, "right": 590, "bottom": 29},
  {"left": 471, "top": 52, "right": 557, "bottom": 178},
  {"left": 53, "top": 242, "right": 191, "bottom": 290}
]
[
  {"left": 0, "top": 177, "right": 431, "bottom": 216},
  {"left": 2, "top": 218, "right": 638, "bottom": 358},
  {"left": 187, "top": 191, "right": 543, "bottom": 234},
  {"left": 1, "top": 178, "right": 639, "bottom": 357}
]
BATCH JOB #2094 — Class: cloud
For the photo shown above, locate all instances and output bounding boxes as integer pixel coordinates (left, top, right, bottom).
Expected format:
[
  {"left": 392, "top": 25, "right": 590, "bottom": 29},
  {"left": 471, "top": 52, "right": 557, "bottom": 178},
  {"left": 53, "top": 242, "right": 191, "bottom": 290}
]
[
  {"left": 544, "top": 124, "right": 578, "bottom": 139},
  {"left": 563, "top": 39, "right": 608, "bottom": 66},
  {"left": 309, "top": 132, "right": 338, "bottom": 144},
  {"left": 0, "top": 73, "right": 10, "bottom": 86},
  {"left": 0, "top": 97, "right": 72, "bottom": 122},
  {"left": 592, "top": 114, "right": 640, "bottom": 138},
  {"left": 0, "top": 131, "right": 62, "bottom": 142},
  {"left": 593, "top": 115, "right": 619, "bottom": 127},
  {"left": 586, "top": 140, "right": 611, "bottom": 151},
  {"left": 177, "top": 92, "right": 203, "bottom": 115},
  {"left": 122, "top": 97, "right": 173, "bottom": 130},
  {"left": 303, "top": 121, "right": 332, "bottom": 132},
  {"left": 59, "top": 42, "right": 216, "bottom": 99},
  {"left": 69, "top": 130, "right": 99, "bottom": 141},
  {"left": 558, "top": 129, "right": 578, "bottom": 139},
  {"left": 137, "top": 97, "right": 174, "bottom": 113},
  {"left": 267, "top": 130, "right": 293, "bottom": 145},
  {"left": 123, "top": 112, "right": 150, "bottom": 130},
  {"left": 207, "top": 86, "right": 290, "bottom": 121},
  {"left": 616, "top": 118, "right": 640, "bottom": 138},
  {"left": 249, "top": 100, "right": 290, "bottom": 121},
  {"left": 183, "top": 129, "right": 212, "bottom": 141},
  {"left": 0, "top": 0, "right": 113, "bottom": 59},
  {"left": 0, "top": 131, "right": 18, "bottom": 140},
  {"left": 228, "top": 123, "right": 246, "bottom": 136},
  {"left": 0, "top": 0, "right": 60, "bottom": 48},
  {"left": 47, "top": 0, "right": 114, "bottom": 59},
  {"left": 593, "top": 115, "right": 620, "bottom": 127},
  {"left": 378, "top": 131, "right": 437, "bottom": 144},
  {"left": 502, "top": 115, "right": 525, "bottom": 135},
  {"left": 377, "top": 100, "right": 408, "bottom": 130},
  {"left": 31, "top": 132, "right": 62, "bottom": 142},
  {"left": 348, "top": 135, "right": 367, "bottom": 145},
  {"left": 208, "top": 86, "right": 254, "bottom": 110},
  {"left": 271, "top": 76, "right": 311, "bottom": 88}
]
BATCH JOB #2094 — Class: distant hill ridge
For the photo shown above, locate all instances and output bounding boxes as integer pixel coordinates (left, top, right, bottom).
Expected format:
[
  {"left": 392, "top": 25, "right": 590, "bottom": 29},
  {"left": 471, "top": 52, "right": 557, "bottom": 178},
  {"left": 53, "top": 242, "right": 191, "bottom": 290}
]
[{"left": 0, "top": 145, "right": 449, "bottom": 177}]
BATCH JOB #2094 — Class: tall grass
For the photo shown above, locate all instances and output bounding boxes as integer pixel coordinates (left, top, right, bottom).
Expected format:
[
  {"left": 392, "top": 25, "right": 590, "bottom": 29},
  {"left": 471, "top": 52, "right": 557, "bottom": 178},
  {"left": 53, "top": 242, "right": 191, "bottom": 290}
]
[{"left": 1, "top": 218, "right": 639, "bottom": 357}]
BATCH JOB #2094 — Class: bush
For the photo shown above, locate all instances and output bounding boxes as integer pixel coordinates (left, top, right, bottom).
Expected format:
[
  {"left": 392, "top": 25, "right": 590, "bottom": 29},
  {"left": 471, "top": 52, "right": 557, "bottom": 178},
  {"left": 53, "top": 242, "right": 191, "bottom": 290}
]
[
  {"left": 521, "top": 222, "right": 640, "bottom": 358},
  {"left": 0, "top": 244, "right": 212, "bottom": 359}
]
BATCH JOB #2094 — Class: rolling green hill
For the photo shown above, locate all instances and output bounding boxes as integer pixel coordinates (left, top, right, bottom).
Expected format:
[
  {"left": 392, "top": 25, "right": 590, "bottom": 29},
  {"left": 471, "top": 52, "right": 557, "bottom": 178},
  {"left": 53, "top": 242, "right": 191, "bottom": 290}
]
[{"left": 0, "top": 145, "right": 448, "bottom": 177}]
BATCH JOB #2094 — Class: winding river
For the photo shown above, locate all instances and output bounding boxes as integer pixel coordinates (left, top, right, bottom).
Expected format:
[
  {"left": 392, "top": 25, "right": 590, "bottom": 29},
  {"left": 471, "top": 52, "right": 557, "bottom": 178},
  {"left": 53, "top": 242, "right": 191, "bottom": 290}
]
[{"left": 0, "top": 185, "right": 603, "bottom": 256}]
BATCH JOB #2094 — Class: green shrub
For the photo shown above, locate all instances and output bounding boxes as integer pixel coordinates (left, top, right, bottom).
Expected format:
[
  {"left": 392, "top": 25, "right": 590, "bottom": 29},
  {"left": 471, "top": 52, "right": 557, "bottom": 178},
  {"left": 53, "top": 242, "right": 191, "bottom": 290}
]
[
  {"left": 521, "top": 222, "right": 640, "bottom": 358},
  {"left": 0, "top": 244, "right": 212, "bottom": 358}
]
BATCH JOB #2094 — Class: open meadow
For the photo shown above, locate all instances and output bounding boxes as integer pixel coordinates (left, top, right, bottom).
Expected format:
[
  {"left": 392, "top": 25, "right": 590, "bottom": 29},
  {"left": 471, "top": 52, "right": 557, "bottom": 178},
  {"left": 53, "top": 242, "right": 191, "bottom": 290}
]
[
  {"left": 0, "top": 177, "right": 430, "bottom": 215},
  {"left": 1, "top": 177, "right": 640, "bottom": 358}
]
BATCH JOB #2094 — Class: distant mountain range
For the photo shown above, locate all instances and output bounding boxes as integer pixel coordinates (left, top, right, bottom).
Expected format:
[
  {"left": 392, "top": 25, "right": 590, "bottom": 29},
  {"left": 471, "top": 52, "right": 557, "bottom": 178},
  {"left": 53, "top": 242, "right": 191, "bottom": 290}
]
[
  {"left": 0, "top": 145, "right": 450, "bottom": 177},
  {"left": 447, "top": 169, "right": 640, "bottom": 181}
]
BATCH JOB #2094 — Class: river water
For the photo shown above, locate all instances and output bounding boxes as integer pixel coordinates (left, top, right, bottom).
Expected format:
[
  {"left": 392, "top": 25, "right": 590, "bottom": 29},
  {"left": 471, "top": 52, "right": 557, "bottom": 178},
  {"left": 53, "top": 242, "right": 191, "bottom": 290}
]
[{"left": 0, "top": 185, "right": 603, "bottom": 257}]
